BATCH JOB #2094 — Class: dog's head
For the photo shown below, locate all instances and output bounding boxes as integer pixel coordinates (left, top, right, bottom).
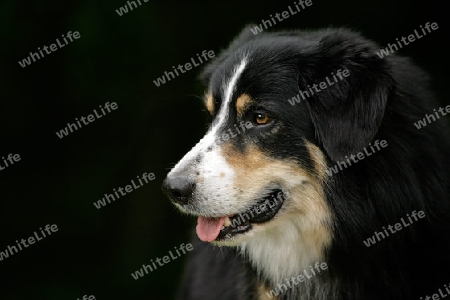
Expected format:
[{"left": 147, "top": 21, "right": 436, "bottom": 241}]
[{"left": 163, "top": 26, "right": 393, "bottom": 260}]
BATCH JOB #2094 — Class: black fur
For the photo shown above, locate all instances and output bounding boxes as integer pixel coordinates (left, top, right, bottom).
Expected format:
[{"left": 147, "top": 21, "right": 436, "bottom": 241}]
[{"left": 175, "top": 26, "right": 450, "bottom": 299}]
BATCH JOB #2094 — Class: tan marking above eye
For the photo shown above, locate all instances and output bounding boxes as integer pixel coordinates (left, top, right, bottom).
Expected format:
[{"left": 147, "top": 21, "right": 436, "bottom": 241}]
[
  {"left": 205, "top": 94, "right": 214, "bottom": 115},
  {"left": 236, "top": 93, "right": 253, "bottom": 117}
]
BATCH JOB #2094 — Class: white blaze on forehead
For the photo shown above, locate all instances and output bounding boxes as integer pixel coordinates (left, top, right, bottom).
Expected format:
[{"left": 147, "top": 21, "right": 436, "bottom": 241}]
[
  {"left": 168, "top": 57, "right": 248, "bottom": 178},
  {"left": 215, "top": 56, "right": 248, "bottom": 132}
]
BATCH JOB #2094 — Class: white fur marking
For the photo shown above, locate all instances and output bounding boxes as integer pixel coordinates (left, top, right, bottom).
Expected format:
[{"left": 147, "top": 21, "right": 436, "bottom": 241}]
[{"left": 168, "top": 58, "right": 248, "bottom": 216}]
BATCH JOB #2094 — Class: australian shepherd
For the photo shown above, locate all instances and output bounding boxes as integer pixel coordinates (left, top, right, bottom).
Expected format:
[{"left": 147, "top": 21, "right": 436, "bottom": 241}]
[{"left": 163, "top": 25, "right": 450, "bottom": 299}]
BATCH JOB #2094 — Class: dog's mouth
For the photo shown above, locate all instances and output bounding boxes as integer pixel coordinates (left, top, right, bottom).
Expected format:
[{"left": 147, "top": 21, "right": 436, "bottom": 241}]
[{"left": 196, "top": 189, "right": 286, "bottom": 242}]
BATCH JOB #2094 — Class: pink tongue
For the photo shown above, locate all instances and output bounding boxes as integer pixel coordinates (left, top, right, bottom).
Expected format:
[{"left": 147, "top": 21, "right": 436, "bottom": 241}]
[{"left": 196, "top": 216, "right": 226, "bottom": 242}]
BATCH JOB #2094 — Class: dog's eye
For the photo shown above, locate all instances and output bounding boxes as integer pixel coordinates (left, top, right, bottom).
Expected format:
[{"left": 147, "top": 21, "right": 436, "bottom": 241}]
[{"left": 254, "top": 113, "right": 273, "bottom": 125}]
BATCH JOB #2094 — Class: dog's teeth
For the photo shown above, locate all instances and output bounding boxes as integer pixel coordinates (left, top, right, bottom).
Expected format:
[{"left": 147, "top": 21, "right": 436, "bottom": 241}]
[{"left": 224, "top": 217, "right": 231, "bottom": 227}]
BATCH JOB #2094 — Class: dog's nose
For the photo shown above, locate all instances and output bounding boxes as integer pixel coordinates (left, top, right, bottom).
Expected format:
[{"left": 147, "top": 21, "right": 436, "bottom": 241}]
[{"left": 162, "top": 176, "right": 195, "bottom": 205}]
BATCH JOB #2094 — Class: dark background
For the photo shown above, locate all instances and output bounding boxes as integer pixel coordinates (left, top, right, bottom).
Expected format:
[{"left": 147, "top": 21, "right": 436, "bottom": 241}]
[{"left": 1, "top": 0, "right": 448, "bottom": 299}]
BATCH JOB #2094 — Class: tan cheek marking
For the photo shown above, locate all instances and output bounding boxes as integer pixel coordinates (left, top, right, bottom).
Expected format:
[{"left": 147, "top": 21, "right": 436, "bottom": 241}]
[
  {"left": 220, "top": 143, "right": 272, "bottom": 177},
  {"left": 220, "top": 172, "right": 225, "bottom": 178},
  {"left": 221, "top": 143, "right": 312, "bottom": 191},
  {"left": 205, "top": 94, "right": 214, "bottom": 115},
  {"left": 221, "top": 143, "right": 333, "bottom": 254},
  {"left": 304, "top": 139, "right": 328, "bottom": 181},
  {"left": 235, "top": 93, "right": 253, "bottom": 118}
]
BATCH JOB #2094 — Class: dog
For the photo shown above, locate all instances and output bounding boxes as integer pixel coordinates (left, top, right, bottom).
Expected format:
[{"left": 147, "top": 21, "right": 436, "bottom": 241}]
[{"left": 162, "top": 26, "right": 450, "bottom": 299}]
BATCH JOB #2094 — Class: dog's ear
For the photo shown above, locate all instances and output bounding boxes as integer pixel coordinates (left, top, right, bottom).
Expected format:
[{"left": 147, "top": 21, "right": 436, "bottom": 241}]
[
  {"left": 199, "top": 24, "right": 260, "bottom": 84},
  {"left": 300, "top": 29, "right": 395, "bottom": 162}
]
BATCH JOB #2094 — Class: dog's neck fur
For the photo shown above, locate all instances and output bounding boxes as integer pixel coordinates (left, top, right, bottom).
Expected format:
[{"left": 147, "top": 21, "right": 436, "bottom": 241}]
[{"left": 237, "top": 216, "right": 336, "bottom": 300}]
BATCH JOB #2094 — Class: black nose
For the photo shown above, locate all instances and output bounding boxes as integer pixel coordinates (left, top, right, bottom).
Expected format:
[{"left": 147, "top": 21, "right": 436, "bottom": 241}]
[{"left": 162, "top": 176, "right": 195, "bottom": 205}]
